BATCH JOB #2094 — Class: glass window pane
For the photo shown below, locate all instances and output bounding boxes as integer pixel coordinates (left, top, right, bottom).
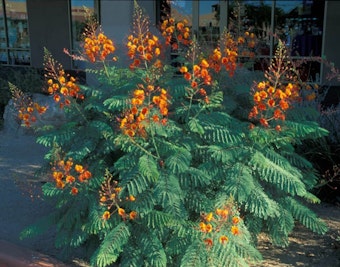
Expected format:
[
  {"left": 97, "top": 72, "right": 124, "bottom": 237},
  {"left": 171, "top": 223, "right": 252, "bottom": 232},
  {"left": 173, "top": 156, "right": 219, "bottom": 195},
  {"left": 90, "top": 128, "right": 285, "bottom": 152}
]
[
  {"left": 170, "top": 1, "right": 192, "bottom": 25},
  {"left": 228, "top": 0, "right": 272, "bottom": 56},
  {"left": 4, "top": 0, "right": 29, "bottom": 49},
  {"left": 275, "top": 0, "right": 325, "bottom": 82},
  {"left": 0, "top": 2, "right": 7, "bottom": 64},
  {"left": 70, "top": 0, "right": 96, "bottom": 51},
  {"left": 0, "top": 49, "right": 7, "bottom": 64},
  {"left": 275, "top": 0, "right": 324, "bottom": 57},
  {"left": 198, "top": 1, "right": 220, "bottom": 48},
  {"left": 2, "top": 0, "right": 30, "bottom": 65}
]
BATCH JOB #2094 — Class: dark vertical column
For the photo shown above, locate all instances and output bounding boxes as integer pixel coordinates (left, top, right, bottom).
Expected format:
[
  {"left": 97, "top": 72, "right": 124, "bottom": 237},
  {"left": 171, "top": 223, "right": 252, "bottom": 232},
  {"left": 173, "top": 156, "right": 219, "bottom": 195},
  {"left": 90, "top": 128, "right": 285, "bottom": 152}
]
[{"left": 27, "top": 0, "right": 71, "bottom": 69}]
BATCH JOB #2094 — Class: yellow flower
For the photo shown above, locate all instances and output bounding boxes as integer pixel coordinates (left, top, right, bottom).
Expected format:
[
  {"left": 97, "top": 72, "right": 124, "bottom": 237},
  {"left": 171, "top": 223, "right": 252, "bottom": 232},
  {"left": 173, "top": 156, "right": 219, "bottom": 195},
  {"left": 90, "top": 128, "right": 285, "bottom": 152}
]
[{"left": 205, "top": 212, "right": 214, "bottom": 222}]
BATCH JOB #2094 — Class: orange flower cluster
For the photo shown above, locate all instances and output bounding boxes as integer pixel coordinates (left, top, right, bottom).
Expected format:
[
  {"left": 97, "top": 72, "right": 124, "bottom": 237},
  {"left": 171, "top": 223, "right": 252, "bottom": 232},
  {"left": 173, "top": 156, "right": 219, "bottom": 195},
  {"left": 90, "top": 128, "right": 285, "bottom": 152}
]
[
  {"left": 100, "top": 178, "right": 137, "bottom": 221},
  {"left": 51, "top": 158, "right": 92, "bottom": 195},
  {"left": 127, "top": 32, "right": 162, "bottom": 69},
  {"left": 12, "top": 92, "right": 46, "bottom": 129},
  {"left": 44, "top": 52, "right": 84, "bottom": 109},
  {"left": 84, "top": 31, "right": 116, "bottom": 63},
  {"left": 17, "top": 102, "right": 47, "bottom": 127},
  {"left": 249, "top": 81, "right": 300, "bottom": 130},
  {"left": 160, "top": 18, "right": 191, "bottom": 50},
  {"left": 198, "top": 207, "right": 241, "bottom": 248},
  {"left": 179, "top": 59, "right": 212, "bottom": 104},
  {"left": 120, "top": 85, "right": 169, "bottom": 137},
  {"left": 238, "top": 31, "right": 257, "bottom": 58},
  {"left": 46, "top": 70, "right": 83, "bottom": 108},
  {"left": 208, "top": 33, "right": 239, "bottom": 77},
  {"left": 303, "top": 83, "right": 319, "bottom": 101},
  {"left": 10, "top": 86, "right": 47, "bottom": 128}
]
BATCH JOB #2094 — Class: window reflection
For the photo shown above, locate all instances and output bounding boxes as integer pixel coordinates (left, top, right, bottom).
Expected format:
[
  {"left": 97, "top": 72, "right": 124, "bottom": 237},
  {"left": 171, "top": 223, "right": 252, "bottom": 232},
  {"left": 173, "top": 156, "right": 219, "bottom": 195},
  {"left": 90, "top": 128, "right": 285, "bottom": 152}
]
[
  {"left": 169, "top": 1, "right": 192, "bottom": 25},
  {"left": 198, "top": 1, "right": 220, "bottom": 47},
  {"left": 70, "top": 0, "right": 97, "bottom": 69},
  {"left": 0, "top": 1, "right": 6, "bottom": 63},
  {"left": 275, "top": 0, "right": 324, "bottom": 57},
  {"left": 228, "top": 0, "right": 272, "bottom": 57},
  {"left": 0, "top": 0, "right": 30, "bottom": 65},
  {"left": 275, "top": 0, "right": 324, "bottom": 82}
]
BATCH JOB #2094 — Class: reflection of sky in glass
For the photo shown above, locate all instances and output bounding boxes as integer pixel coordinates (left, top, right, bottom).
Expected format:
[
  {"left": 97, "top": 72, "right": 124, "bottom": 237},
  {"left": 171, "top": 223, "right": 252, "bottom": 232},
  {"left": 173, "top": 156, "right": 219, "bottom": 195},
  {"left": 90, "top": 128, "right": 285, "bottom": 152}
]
[
  {"left": 275, "top": 1, "right": 304, "bottom": 13},
  {"left": 171, "top": 0, "right": 192, "bottom": 15},
  {"left": 200, "top": 1, "right": 219, "bottom": 15},
  {"left": 71, "top": 0, "right": 94, "bottom": 8}
]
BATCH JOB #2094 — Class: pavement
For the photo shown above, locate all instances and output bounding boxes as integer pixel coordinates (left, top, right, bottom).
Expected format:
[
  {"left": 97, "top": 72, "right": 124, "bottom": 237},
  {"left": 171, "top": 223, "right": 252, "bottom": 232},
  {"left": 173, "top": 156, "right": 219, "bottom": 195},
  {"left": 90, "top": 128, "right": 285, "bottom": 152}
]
[{"left": 0, "top": 132, "right": 75, "bottom": 266}]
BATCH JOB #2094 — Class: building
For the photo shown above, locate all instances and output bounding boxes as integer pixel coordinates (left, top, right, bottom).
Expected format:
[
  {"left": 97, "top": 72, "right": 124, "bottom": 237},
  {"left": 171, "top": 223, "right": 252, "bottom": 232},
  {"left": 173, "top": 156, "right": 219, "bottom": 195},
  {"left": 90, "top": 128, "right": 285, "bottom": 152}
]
[{"left": 0, "top": 0, "right": 339, "bottom": 85}]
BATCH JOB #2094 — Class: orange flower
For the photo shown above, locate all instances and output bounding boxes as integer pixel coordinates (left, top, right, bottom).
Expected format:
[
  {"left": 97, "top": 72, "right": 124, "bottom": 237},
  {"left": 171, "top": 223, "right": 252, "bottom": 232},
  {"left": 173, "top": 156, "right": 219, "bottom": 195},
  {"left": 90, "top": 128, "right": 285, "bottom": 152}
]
[
  {"left": 204, "top": 238, "right": 213, "bottom": 247},
  {"left": 75, "top": 164, "right": 84, "bottom": 173},
  {"left": 129, "top": 211, "right": 137, "bottom": 220},
  {"left": 102, "top": 211, "right": 111, "bottom": 220},
  {"left": 257, "top": 81, "right": 266, "bottom": 90},
  {"left": 184, "top": 72, "right": 191, "bottom": 81},
  {"left": 279, "top": 100, "right": 289, "bottom": 110},
  {"left": 231, "top": 225, "right": 240, "bottom": 235},
  {"left": 306, "top": 92, "right": 316, "bottom": 101},
  {"left": 118, "top": 208, "right": 125, "bottom": 217},
  {"left": 205, "top": 223, "right": 213, "bottom": 233},
  {"left": 205, "top": 212, "right": 214, "bottom": 222},
  {"left": 259, "top": 118, "right": 269, "bottom": 127},
  {"left": 66, "top": 175, "right": 75, "bottom": 184},
  {"left": 232, "top": 216, "right": 240, "bottom": 224},
  {"left": 267, "top": 99, "right": 276, "bottom": 107},
  {"left": 71, "top": 187, "right": 78, "bottom": 195},
  {"left": 216, "top": 208, "right": 228, "bottom": 219},
  {"left": 219, "top": 235, "right": 228, "bottom": 244}
]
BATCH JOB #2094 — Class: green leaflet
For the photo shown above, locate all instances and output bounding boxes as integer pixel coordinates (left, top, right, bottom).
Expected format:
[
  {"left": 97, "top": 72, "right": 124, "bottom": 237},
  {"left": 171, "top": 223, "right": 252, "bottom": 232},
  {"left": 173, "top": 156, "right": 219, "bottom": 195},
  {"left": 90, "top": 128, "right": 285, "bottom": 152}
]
[
  {"left": 91, "top": 222, "right": 130, "bottom": 267},
  {"left": 283, "top": 197, "right": 328, "bottom": 234},
  {"left": 180, "top": 241, "right": 205, "bottom": 267},
  {"left": 188, "top": 118, "right": 205, "bottom": 135},
  {"left": 138, "top": 154, "right": 160, "bottom": 183},
  {"left": 166, "top": 147, "right": 192, "bottom": 174},
  {"left": 251, "top": 150, "right": 307, "bottom": 196},
  {"left": 244, "top": 186, "right": 280, "bottom": 219},
  {"left": 103, "top": 95, "right": 129, "bottom": 112}
]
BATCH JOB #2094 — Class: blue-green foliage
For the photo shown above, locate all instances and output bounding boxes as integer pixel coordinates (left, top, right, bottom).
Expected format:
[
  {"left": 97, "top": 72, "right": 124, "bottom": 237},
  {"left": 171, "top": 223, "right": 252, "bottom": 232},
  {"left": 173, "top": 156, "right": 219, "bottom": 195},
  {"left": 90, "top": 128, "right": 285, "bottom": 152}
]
[{"left": 19, "top": 5, "right": 329, "bottom": 267}]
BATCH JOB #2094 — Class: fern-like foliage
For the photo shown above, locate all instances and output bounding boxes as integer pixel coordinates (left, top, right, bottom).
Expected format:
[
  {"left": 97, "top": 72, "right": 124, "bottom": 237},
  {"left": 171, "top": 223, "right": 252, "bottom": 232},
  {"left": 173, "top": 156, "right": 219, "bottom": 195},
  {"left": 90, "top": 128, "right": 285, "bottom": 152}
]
[{"left": 18, "top": 3, "right": 330, "bottom": 267}]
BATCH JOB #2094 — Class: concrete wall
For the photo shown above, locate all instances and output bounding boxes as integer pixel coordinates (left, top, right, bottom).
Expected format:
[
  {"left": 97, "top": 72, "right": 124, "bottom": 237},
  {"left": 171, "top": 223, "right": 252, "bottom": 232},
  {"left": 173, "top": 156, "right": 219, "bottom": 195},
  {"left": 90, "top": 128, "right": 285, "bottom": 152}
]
[
  {"left": 27, "top": 0, "right": 72, "bottom": 69},
  {"left": 100, "top": 0, "right": 156, "bottom": 47},
  {"left": 322, "top": 1, "right": 340, "bottom": 85},
  {"left": 98, "top": 0, "right": 157, "bottom": 67}
]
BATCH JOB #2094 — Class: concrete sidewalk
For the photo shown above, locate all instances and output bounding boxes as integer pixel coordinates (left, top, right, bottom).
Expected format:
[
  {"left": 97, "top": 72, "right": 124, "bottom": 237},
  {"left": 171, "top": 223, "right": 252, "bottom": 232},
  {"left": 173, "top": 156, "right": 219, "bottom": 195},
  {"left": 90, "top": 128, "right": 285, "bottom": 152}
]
[
  {"left": 0, "top": 132, "right": 80, "bottom": 266},
  {"left": 0, "top": 240, "right": 68, "bottom": 267}
]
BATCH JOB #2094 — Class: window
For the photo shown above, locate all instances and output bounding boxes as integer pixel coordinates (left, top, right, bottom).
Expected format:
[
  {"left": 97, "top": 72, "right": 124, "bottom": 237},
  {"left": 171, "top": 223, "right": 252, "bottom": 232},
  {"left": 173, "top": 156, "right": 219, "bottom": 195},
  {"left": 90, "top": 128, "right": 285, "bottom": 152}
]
[
  {"left": 0, "top": 0, "right": 30, "bottom": 65},
  {"left": 198, "top": 1, "right": 220, "bottom": 47},
  {"left": 159, "top": 0, "right": 325, "bottom": 82}
]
